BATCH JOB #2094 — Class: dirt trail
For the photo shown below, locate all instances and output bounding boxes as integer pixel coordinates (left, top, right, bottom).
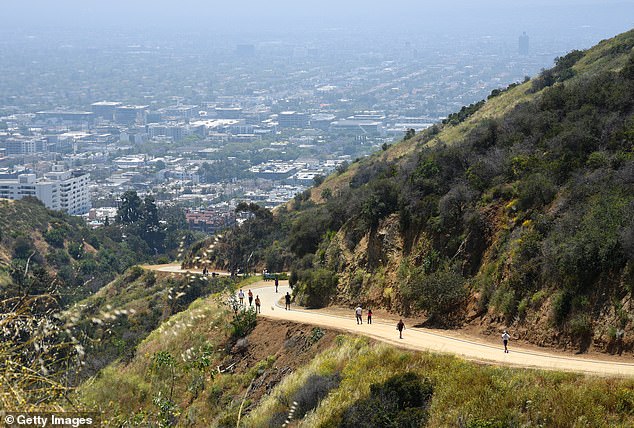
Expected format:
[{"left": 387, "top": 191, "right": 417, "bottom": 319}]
[{"left": 145, "top": 265, "right": 634, "bottom": 376}]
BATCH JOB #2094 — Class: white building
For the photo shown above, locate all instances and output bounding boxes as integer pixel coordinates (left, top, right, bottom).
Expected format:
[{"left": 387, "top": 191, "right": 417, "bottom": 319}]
[{"left": 0, "top": 167, "right": 91, "bottom": 215}]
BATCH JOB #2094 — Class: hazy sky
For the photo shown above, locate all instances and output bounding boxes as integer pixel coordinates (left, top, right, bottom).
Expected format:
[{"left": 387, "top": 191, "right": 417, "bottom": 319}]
[
  {"left": 3, "top": 1, "right": 633, "bottom": 34},
  {"left": 2, "top": 0, "right": 633, "bottom": 56}
]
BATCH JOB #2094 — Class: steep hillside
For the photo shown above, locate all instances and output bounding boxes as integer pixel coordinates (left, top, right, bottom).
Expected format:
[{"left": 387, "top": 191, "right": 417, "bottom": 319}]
[
  {"left": 77, "top": 287, "right": 634, "bottom": 427},
  {"left": 0, "top": 197, "right": 196, "bottom": 410},
  {"left": 0, "top": 197, "right": 142, "bottom": 304},
  {"left": 204, "top": 29, "right": 634, "bottom": 353}
]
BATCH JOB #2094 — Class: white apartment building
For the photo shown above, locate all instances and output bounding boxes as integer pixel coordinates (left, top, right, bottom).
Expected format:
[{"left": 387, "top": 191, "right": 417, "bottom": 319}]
[{"left": 0, "top": 167, "right": 91, "bottom": 215}]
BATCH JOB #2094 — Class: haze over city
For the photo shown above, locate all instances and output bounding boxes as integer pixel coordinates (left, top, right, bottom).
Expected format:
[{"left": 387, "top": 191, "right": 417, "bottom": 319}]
[{"left": 1, "top": 0, "right": 634, "bottom": 426}]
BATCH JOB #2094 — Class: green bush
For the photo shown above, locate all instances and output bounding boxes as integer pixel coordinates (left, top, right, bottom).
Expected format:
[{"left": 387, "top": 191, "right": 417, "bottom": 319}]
[
  {"left": 568, "top": 313, "right": 593, "bottom": 338},
  {"left": 550, "top": 290, "right": 572, "bottom": 325},
  {"left": 291, "top": 373, "right": 341, "bottom": 420},
  {"left": 414, "top": 268, "right": 467, "bottom": 323},
  {"left": 340, "top": 372, "right": 433, "bottom": 428},
  {"left": 295, "top": 268, "right": 339, "bottom": 308},
  {"left": 231, "top": 307, "right": 257, "bottom": 339},
  {"left": 43, "top": 228, "right": 66, "bottom": 248}
]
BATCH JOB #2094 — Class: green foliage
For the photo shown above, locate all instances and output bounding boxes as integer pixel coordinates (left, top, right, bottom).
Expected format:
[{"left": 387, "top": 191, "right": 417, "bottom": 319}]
[
  {"left": 550, "top": 290, "right": 572, "bottom": 326},
  {"left": 401, "top": 265, "right": 467, "bottom": 323},
  {"left": 442, "top": 100, "right": 486, "bottom": 125},
  {"left": 294, "top": 268, "right": 339, "bottom": 308},
  {"left": 230, "top": 307, "right": 257, "bottom": 338},
  {"left": 116, "top": 190, "right": 143, "bottom": 224},
  {"left": 340, "top": 372, "right": 433, "bottom": 428},
  {"left": 529, "top": 49, "right": 585, "bottom": 92},
  {"left": 43, "top": 227, "right": 66, "bottom": 248}
]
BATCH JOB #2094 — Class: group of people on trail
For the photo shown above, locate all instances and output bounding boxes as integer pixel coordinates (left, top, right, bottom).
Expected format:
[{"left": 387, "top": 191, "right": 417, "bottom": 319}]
[
  {"left": 236, "top": 276, "right": 291, "bottom": 314},
  {"left": 237, "top": 288, "right": 262, "bottom": 313},
  {"left": 354, "top": 305, "right": 372, "bottom": 324},
  {"left": 239, "top": 283, "right": 515, "bottom": 353}
]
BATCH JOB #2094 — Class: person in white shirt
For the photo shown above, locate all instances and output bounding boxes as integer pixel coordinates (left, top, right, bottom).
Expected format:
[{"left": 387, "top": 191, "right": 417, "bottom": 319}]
[
  {"left": 238, "top": 289, "right": 245, "bottom": 306},
  {"left": 502, "top": 330, "right": 510, "bottom": 353},
  {"left": 355, "top": 305, "right": 363, "bottom": 324}
]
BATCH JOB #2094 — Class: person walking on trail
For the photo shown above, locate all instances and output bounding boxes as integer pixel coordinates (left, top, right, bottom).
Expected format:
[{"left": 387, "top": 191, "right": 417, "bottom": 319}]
[
  {"left": 397, "top": 319, "right": 405, "bottom": 339},
  {"left": 255, "top": 295, "right": 261, "bottom": 314},
  {"left": 355, "top": 305, "right": 363, "bottom": 324},
  {"left": 238, "top": 289, "right": 245, "bottom": 306},
  {"left": 502, "top": 330, "right": 510, "bottom": 353},
  {"left": 248, "top": 289, "right": 254, "bottom": 306},
  {"left": 616, "top": 328, "right": 625, "bottom": 356},
  {"left": 285, "top": 292, "right": 291, "bottom": 310},
  {"left": 367, "top": 309, "right": 373, "bottom": 324},
  {"left": 275, "top": 276, "right": 279, "bottom": 293}
]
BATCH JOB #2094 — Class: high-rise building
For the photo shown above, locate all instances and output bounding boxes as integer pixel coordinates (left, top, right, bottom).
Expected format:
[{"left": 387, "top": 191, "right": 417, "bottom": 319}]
[
  {"left": 278, "top": 111, "right": 309, "bottom": 128},
  {"left": 115, "top": 105, "right": 148, "bottom": 125},
  {"left": 91, "top": 101, "right": 123, "bottom": 120},
  {"left": 0, "top": 167, "right": 91, "bottom": 215},
  {"left": 519, "top": 32, "right": 529, "bottom": 55}
]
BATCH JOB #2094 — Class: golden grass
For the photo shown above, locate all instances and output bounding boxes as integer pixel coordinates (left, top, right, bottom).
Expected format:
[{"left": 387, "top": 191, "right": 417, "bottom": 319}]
[{"left": 246, "top": 336, "right": 634, "bottom": 428}]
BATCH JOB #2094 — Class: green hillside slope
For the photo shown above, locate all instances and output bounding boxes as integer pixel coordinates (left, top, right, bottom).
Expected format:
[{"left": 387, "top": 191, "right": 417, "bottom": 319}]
[
  {"left": 78, "top": 289, "right": 634, "bottom": 427},
  {"left": 205, "top": 29, "right": 634, "bottom": 353}
]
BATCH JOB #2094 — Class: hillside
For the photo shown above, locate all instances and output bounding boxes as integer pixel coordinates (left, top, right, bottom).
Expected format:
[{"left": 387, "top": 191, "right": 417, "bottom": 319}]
[
  {"left": 0, "top": 196, "right": 200, "bottom": 410},
  {"left": 76, "top": 282, "right": 634, "bottom": 427},
  {"left": 203, "top": 29, "right": 634, "bottom": 354},
  {"left": 0, "top": 197, "right": 141, "bottom": 303}
]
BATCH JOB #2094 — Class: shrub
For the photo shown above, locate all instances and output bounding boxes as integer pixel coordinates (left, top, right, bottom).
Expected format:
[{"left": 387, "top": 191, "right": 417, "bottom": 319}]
[
  {"left": 295, "top": 268, "right": 339, "bottom": 308},
  {"left": 231, "top": 307, "right": 257, "bottom": 339},
  {"left": 291, "top": 373, "right": 341, "bottom": 420},
  {"left": 568, "top": 313, "right": 593, "bottom": 338},
  {"left": 43, "top": 228, "right": 66, "bottom": 248},
  {"left": 550, "top": 290, "right": 572, "bottom": 325},
  {"left": 340, "top": 372, "right": 433, "bottom": 428},
  {"left": 414, "top": 268, "right": 467, "bottom": 323}
]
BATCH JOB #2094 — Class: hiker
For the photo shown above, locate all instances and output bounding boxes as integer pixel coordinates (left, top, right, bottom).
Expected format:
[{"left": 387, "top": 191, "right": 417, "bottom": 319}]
[
  {"left": 275, "top": 276, "right": 279, "bottom": 293},
  {"left": 367, "top": 308, "right": 373, "bottom": 324},
  {"left": 248, "top": 289, "right": 253, "bottom": 306},
  {"left": 502, "top": 330, "right": 510, "bottom": 353},
  {"left": 255, "top": 295, "right": 261, "bottom": 313},
  {"left": 397, "top": 319, "right": 405, "bottom": 339},
  {"left": 285, "top": 292, "right": 291, "bottom": 310},
  {"left": 355, "top": 305, "right": 363, "bottom": 324},
  {"left": 238, "top": 289, "right": 245, "bottom": 306},
  {"left": 616, "top": 328, "right": 625, "bottom": 356}
]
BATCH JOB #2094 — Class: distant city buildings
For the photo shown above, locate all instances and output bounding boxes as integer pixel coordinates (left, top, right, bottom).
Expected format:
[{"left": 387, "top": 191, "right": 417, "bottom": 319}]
[
  {"left": 185, "top": 208, "right": 236, "bottom": 234},
  {"left": 0, "top": 166, "right": 91, "bottom": 214},
  {"left": 278, "top": 111, "right": 309, "bottom": 128}
]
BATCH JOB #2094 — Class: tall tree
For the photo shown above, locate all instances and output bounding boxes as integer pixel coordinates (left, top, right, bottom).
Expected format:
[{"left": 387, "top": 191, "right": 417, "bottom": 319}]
[{"left": 116, "top": 191, "right": 143, "bottom": 224}]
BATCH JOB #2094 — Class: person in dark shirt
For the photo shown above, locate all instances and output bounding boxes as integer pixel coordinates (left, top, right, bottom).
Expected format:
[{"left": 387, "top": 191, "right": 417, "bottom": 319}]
[
  {"left": 285, "top": 292, "right": 291, "bottom": 310},
  {"left": 397, "top": 319, "right": 405, "bottom": 339}
]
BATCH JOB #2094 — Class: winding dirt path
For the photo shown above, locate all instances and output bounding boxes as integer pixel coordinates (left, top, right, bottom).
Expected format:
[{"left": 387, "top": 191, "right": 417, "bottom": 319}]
[{"left": 145, "top": 265, "right": 634, "bottom": 377}]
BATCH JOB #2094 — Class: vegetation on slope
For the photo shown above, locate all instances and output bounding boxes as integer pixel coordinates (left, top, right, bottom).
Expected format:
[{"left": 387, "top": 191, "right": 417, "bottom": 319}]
[
  {"left": 78, "top": 297, "right": 634, "bottom": 427},
  {"left": 202, "top": 30, "right": 634, "bottom": 352},
  {"left": 247, "top": 336, "right": 634, "bottom": 428},
  {"left": 78, "top": 281, "right": 336, "bottom": 427},
  {"left": 0, "top": 194, "right": 201, "bottom": 410}
]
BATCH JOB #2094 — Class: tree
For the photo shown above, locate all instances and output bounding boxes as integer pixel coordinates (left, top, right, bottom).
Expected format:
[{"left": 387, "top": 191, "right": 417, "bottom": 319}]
[
  {"left": 116, "top": 191, "right": 143, "bottom": 224},
  {"left": 142, "top": 196, "right": 165, "bottom": 252}
]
